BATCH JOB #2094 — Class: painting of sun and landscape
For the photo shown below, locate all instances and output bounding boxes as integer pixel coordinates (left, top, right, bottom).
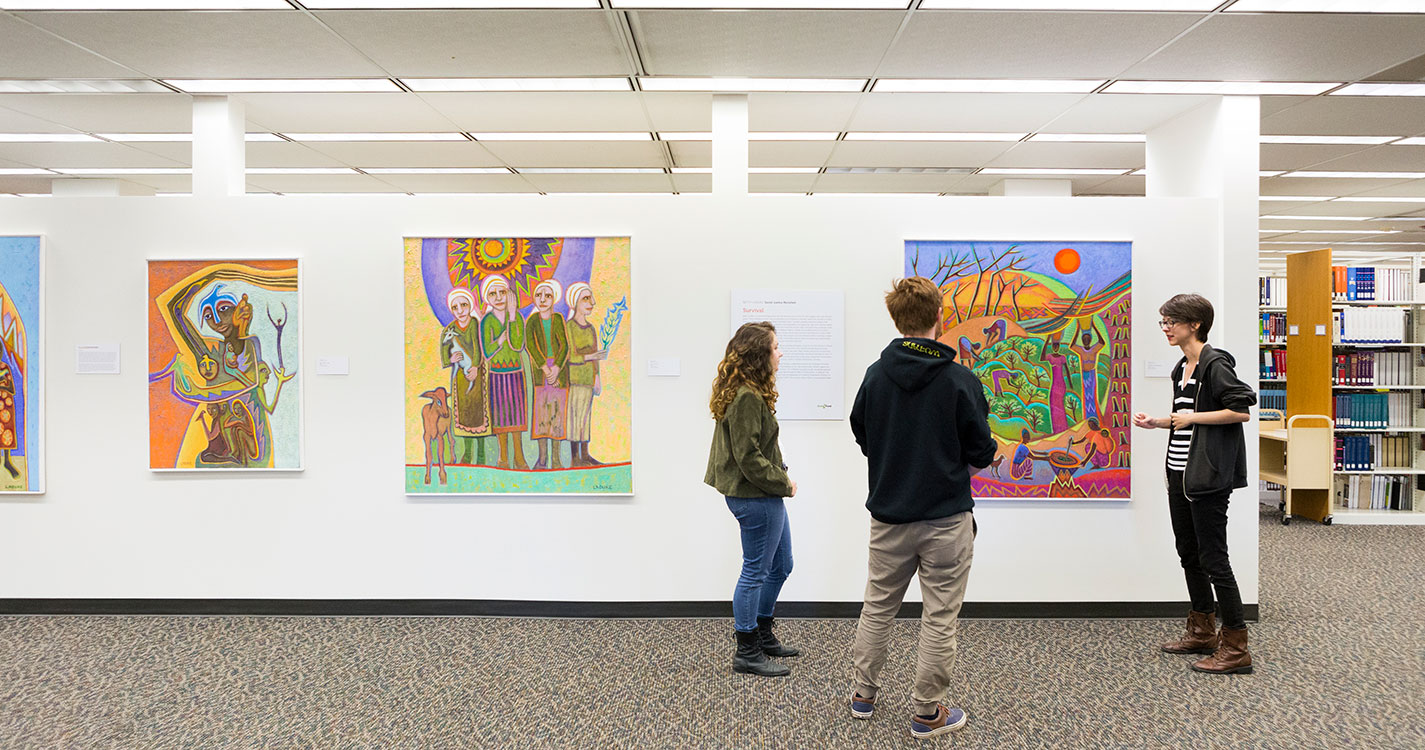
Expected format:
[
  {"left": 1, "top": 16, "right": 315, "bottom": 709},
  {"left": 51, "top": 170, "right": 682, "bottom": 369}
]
[
  {"left": 905, "top": 241, "right": 1131, "bottom": 500},
  {"left": 148, "top": 259, "right": 302, "bottom": 471},
  {"left": 1, "top": 236, "right": 42, "bottom": 493},
  {"left": 404, "top": 237, "right": 631, "bottom": 495}
]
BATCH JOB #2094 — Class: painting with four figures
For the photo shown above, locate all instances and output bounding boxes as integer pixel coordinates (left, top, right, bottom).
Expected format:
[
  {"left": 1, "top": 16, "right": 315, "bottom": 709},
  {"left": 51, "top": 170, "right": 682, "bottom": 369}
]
[
  {"left": 906, "top": 241, "right": 1131, "bottom": 500},
  {"left": 404, "top": 237, "right": 631, "bottom": 495}
]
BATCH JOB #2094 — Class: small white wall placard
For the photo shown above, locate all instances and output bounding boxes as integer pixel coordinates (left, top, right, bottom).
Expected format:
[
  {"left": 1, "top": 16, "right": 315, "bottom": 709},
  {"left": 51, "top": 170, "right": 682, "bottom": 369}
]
[
  {"left": 1289, "top": 324, "right": 1299, "bottom": 336},
  {"left": 1144, "top": 359, "right": 1175, "bottom": 378},
  {"left": 1315, "top": 324, "right": 1327, "bottom": 336},
  {"left": 316, "top": 356, "right": 349, "bottom": 376},
  {"left": 75, "top": 343, "right": 120, "bottom": 374},
  {"left": 647, "top": 358, "right": 680, "bottom": 377},
  {"left": 731, "top": 288, "right": 845, "bottom": 421}
]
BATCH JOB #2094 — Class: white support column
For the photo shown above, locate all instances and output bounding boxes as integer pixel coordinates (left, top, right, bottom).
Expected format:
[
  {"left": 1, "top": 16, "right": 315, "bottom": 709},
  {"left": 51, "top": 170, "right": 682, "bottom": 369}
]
[
  {"left": 1146, "top": 95, "right": 1261, "bottom": 604},
  {"left": 711, "top": 94, "right": 749, "bottom": 197},
  {"left": 989, "top": 178, "right": 1071, "bottom": 197},
  {"left": 192, "top": 95, "right": 246, "bottom": 198}
]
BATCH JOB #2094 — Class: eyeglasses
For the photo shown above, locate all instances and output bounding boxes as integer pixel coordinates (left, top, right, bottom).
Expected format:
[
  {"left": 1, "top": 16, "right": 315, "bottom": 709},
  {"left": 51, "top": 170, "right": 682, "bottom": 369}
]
[{"left": 1158, "top": 319, "right": 1180, "bottom": 329}]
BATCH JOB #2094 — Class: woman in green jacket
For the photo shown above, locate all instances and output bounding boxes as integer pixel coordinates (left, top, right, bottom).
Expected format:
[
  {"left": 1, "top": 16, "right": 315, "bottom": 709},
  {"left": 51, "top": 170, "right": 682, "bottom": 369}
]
[{"left": 705, "top": 321, "right": 799, "bottom": 678}]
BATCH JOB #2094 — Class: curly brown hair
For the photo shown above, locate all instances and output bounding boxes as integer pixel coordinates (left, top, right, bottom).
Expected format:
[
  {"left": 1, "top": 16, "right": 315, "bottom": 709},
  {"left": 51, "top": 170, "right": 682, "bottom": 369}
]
[{"left": 709, "top": 321, "right": 779, "bottom": 420}]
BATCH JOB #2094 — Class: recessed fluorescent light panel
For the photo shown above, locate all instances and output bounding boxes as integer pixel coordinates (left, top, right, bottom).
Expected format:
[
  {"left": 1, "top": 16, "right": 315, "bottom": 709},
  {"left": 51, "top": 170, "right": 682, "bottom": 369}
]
[
  {"left": 248, "top": 168, "right": 360, "bottom": 175},
  {"left": 659, "top": 132, "right": 839, "bottom": 141},
  {"left": 164, "top": 79, "right": 401, "bottom": 93},
  {"left": 844, "top": 132, "right": 1026, "bottom": 141},
  {"left": 54, "top": 168, "right": 191, "bottom": 175},
  {"left": 1393, "top": 138, "right": 1425, "bottom": 146},
  {"left": 286, "top": 133, "right": 467, "bottom": 142},
  {"left": 401, "top": 78, "right": 631, "bottom": 92},
  {"left": 1287, "top": 171, "right": 1425, "bottom": 179},
  {"left": 0, "top": 133, "right": 98, "bottom": 142},
  {"left": 0, "top": 79, "right": 171, "bottom": 94},
  {"left": 638, "top": 78, "right": 867, "bottom": 92},
  {"left": 824, "top": 167, "right": 972, "bottom": 174},
  {"left": 98, "top": 132, "right": 281, "bottom": 141},
  {"left": 1228, "top": 1, "right": 1425, "bottom": 12},
  {"left": 1, "top": 0, "right": 287, "bottom": 7},
  {"left": 918, "top": 1, "right": 1219, "bottom": 8},
  {"left": 1029, "top": 133, "right": 1145, "bottom": 142},
  {"left": 362, "top": 168, "right": 512, "bottom": 174},
  {"left": 1105, "top": 81, "right": 1340, "bottom": 95},
  {"left": 1334, "top": 196, "right": 1425, "bottom": 202},
  {"left": 517, "top": 168, "right": 664, "bottom": 174},
  {"left": 472, "top": 132, "right": 651, "bottom": 141},
  {"left": 614, "top": 0, "right": 907, "bottom": 7},
  {"left": 1260, "top": 215, "right": 1365, "bottom": 221},
  {"left": 0, "top": 169, "right": 57, "bottom": 175},
  {"left": 871, "top": 79, "right": 1103, "bottom": 93},
  {"left": 304, "top": 0, "right": 596, "bottom": 6},
  {"left": 1261, "top": 135, "right": 1400, "bottom": 145},
  {"left": 750, "top": 167, "right": 821, "bottom": 173},
  {"left": 1330, "top": 83, "right": 1425, "bottom": 97},
  {"left": 1259, "top": 196, "right": 1334, "bottom": 201},
  {"left": 980, "top": 167, "right": 1128, "bottom": 175}
]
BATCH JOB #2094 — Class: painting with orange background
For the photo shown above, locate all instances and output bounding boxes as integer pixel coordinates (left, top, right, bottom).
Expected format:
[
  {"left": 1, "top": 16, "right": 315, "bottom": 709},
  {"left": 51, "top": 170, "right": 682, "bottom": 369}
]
[{"left": 906, "top": 241, "right": 1131, "bottom": 500}]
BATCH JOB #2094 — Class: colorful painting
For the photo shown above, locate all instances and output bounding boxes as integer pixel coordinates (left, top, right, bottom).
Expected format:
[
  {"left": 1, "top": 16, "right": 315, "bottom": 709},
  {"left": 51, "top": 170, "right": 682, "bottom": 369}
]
[
  {"left": 1, "top": 236, "right": 42, "bottom": 493},
  {"left": 405, "top": 237, "right": 632, "bottom": 495},
  {"left": 906, "top": 241, "right": 1131, "bottom": 500},
  {"left": 148, "top": 259, "right": 301, "bottom": 471}
]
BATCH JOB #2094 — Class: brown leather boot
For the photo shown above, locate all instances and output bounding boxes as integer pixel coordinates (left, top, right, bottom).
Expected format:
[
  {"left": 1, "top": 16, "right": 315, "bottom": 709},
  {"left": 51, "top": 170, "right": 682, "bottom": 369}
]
[
  {"left": 1191, "top": 626, "right": 1253, "bottom": 674},
  {"left": 1161, "top": 610, "right": 1218, "bottom": 654}
]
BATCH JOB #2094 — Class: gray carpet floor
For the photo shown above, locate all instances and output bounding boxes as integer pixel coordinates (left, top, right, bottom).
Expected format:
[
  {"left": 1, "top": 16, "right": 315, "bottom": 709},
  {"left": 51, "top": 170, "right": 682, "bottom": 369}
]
[{"left": 2, "top": 507, "right": 1423, "bottom": 749}]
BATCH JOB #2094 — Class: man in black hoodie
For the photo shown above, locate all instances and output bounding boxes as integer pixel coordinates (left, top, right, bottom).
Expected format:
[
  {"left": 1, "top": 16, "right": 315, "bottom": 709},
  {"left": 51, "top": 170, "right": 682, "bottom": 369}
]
[{"left": 847, "top": 276, "right": 997, "bottom": 740}]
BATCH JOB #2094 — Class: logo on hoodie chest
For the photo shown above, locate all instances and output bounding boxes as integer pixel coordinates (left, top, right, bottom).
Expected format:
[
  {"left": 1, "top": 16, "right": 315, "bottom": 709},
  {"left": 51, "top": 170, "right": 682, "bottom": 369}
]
[{"left": 901, "top": 341, "right": 942, "bottom": 357}]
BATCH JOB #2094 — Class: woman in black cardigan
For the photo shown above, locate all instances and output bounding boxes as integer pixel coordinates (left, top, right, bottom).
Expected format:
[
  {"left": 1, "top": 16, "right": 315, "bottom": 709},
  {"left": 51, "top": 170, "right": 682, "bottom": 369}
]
[{"left": 1133, "top": 294, "right": 1258, "bottom": 675}]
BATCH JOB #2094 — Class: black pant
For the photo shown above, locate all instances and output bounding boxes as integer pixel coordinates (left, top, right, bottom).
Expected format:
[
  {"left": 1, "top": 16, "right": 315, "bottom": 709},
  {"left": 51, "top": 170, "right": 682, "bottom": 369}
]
[{"left": 1166, "top": 470, "right": 1245, "bottom": 630}]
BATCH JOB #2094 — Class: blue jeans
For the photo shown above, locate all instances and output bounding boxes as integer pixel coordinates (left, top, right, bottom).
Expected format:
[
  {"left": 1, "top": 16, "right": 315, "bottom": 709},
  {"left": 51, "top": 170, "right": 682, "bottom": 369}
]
[{"left": 725, "top": 496, "right": 794, "bottom": 632}]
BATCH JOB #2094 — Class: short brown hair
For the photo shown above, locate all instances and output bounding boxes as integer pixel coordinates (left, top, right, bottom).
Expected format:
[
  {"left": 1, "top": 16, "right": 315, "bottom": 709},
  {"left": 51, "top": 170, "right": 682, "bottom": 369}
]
[
  {"left": 885, "top": 276, "right": 943, "bottom": 335},
  {"left": 1159, "top": 293, "right": 1213, "bottom": 342}
]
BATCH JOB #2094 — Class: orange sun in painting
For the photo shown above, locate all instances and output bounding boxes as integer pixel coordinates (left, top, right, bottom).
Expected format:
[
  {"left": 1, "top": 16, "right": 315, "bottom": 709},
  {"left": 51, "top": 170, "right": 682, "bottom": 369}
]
[{"left": 1054, "top": 247, "right": 1081, "bottom": 274}]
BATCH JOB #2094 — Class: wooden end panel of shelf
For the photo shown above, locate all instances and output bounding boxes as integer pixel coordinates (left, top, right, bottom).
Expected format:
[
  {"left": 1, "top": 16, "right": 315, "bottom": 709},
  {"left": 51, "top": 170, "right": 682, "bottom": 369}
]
[{"left": 1287, "top": 248, "right": 1333, "bottom": 419}]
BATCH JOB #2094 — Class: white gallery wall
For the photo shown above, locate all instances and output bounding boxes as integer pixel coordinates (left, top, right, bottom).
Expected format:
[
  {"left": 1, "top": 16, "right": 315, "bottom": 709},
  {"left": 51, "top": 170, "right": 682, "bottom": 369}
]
[{"left": 0, "top": 192, "right": 1258, "bottom": 606}]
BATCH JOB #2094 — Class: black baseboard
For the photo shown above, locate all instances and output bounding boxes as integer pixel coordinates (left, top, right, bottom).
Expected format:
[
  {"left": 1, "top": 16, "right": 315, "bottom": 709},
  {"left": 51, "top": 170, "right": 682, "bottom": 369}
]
[{"left": 0, "top": 599, "right": 1258, "bottom": 621}]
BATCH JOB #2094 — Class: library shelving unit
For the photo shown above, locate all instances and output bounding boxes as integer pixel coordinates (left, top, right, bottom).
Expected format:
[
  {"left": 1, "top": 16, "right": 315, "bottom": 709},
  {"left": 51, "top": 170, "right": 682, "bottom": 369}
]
[{"left": 1261, "top": 248, "right": 1425, "bottom": 525}]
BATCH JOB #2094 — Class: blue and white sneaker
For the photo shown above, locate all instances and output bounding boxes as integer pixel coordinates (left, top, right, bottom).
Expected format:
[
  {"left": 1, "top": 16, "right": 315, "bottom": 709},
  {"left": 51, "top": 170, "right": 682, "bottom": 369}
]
[
  {"left": 910, "top": 704, "right": 968, "bottom": 739},
  {"left": 850, "top": 692, "right": 875, "bottom": 720}
]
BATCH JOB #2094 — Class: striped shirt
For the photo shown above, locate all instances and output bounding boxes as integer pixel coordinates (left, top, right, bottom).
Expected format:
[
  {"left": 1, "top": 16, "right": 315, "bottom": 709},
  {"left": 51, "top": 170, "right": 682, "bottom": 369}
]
[{"left": 1167, "top": 374, "right": 1198, "bottom": 471}]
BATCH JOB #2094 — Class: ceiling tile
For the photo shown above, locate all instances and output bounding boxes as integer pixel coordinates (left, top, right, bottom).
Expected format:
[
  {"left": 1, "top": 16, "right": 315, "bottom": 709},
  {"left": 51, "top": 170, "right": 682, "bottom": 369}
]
[
  {"left": 1123, "top": 14, "right": 1425, "bottom": 82},
  {"left": 1074, "top": 174, "right": 1145, "bottom": 196},
  {"left": 631, "top": 10, "right": 902, "bottom": 77},
  {"left": 1261, "top": 96, "right": 1425, "bottom": 138},
  {"left": 1264, "top": 175, "right": 1425, "bottom": 195},
  {"left": 847, "top": 93, "right": 1081, "bottom": 132},
  {"left": 748, "top": 173, "right": 817, "bottom": 193},
  {"left": 0, "top": 142, "right": 186, "bottom": 168},
  {"left": 419, "top": 92, "right": 650, "bottom": 131},
  {"left": 242, "top": 173, "right": 398, "bottom": 194},
  {"left": 20, "top": 11, "right": 387, "bottom": 78},
  {"left": 1051, "top": 94, "right": 1218, "bottom": 133},
  {"left": 246, "top": 142, "right": 351, "bottom": 169},
  {"left": 881, "top": 11, "right": 1199, "bottom": 79},
  {"left": 0, "top": 15, "right": 139, "bottom": 79},
  {"left": 519, "top": 173, "right": 675, "bottom": 192},
  {"left": 748, "top": 93, "right": 860, "bottom": 131},
  {"left": 295, "top": 141, "right": 506, "bottom": 169},
  {"left": 1306, "top": 147, "right": 1425, "bottom": 174},
  {"left": 0, "top": 177, "right": 55, "bottom": 194},
  {"left": 0, "top": 94, "right": 192, "bottom": 132},
  {"left": 828, "top": 141, "right": 1015, "bottom": 168},
  {"left": 316, "top": 11, "right": 631, "bottom": 77},
  {"left": 1260, "top": 143, "right": 1385, "bottom": 173},
  {"left": 983, "top": 142, "right": 1143, "bottom": 169},
  {"left": 235, "top": 93, "right": 455, "bottom": 133},
  {"left": 667, "top": 141, "right": 837, "bottom": 168},
  {"left": 478, "top": 141, "right": 667, "bottom": 168},
  {"left": 357, "top": 173, "right": 534, "bottom": 193}
]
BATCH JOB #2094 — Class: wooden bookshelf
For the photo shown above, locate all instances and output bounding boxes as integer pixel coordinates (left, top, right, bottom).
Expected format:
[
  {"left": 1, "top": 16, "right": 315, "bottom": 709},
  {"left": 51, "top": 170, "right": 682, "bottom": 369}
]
[{"left": 1282, "top": 249, "right": 1334, "bottom": 523}]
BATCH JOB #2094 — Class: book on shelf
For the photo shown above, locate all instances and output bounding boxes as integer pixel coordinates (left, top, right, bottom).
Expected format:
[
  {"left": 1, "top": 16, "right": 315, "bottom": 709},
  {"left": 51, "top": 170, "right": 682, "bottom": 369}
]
[
  {"left": 1332, "top": 351, "right": 1412, "bottom": 386},
  {"left": 1260, "top": 349, "right": 1286, "bottom": 379},
  {"left": 1333, "top": 307, "right": 1408, "bottom": 344},
  {"left": 1260, "top": 387, "right": 1286, "bottom": 414},
  {"left": 1332, "top": 392, "right": 1411, "bottom": 428},
  {"left": 1333, "top": 265, "right": 1413, "bottom": 303},
  {"left": 1259, "top": 276, "right": 1287, "bottom": 307},
  {"left": 1259, "top": 312, "right": 1287, "bottom": 344},
  {"left": 1337, "top": 474, "right": 1414, "bottom": 511}
]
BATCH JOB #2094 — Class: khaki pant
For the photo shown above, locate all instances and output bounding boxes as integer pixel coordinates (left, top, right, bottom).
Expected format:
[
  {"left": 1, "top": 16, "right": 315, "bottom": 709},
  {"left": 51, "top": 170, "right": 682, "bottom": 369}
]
[{"left": 851, "top": 511, "right": 974, "bottom": 716}]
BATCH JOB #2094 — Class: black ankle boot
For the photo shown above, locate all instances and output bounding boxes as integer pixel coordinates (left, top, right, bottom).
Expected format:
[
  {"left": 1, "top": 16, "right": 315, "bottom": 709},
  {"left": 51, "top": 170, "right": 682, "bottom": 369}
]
[
  {"left": 757, "top": 616, "right": 800, "bottom": 658},
  {"left": 733, "top": 629, "right": 790, "bottom": 677}
]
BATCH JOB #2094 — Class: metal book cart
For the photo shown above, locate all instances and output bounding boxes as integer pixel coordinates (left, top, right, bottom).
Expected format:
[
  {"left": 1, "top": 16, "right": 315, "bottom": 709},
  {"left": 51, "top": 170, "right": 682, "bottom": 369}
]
[{"left": 1259, "top": 409, "right": 1335, "bottom": 525}]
